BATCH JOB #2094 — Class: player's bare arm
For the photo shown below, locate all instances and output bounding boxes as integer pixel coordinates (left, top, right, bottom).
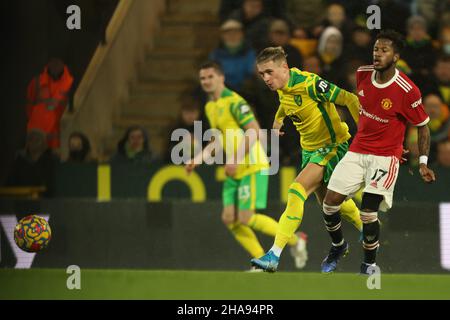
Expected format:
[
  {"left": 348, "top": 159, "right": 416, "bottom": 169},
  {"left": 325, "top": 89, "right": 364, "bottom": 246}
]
[
  {"left": 417, "top": 125, "right": 436, "bottom": 183},
  {"left": 272, "top": 119, "right": 284, "bottom": 136},
  {"left": 185, "top": 136, "right": 218, "bottom": 175}
]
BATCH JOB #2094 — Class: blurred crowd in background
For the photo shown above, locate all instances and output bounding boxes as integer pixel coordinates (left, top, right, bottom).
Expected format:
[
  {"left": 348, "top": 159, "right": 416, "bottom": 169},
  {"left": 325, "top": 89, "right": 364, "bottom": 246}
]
[{"left": 6, "top": 0, "right": 450, "bottom": 194}]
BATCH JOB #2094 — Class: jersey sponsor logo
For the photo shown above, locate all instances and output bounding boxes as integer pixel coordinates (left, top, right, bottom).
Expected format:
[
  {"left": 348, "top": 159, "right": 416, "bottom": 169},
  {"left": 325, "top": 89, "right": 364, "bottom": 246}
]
[
  {"left": 411, "top": 98, "right": 422, "bottom": 109},
  {"left": 316, "top": 79, "right": 330, "bottom": 94},
  {"left": 360, "top": 106, "right": 389, "bottom": 123},
  {"left": 381, "top": 98, "right": 393, "bottom": 110},
  {"left": 294, "top": 95, "right": 302, "bottom": 106}
]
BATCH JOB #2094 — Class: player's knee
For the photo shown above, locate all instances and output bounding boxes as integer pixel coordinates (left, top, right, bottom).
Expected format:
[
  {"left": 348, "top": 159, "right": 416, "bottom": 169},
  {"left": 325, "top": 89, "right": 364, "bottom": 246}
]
[
  {"left": 221, "top": 209, "right": 235, "bottom": 225},
  {"left": 237, "top": 210, "right": 253, "bottom": 225},
  {"left": 324, "top": 190, "right": 346, "bottom": 207},
  {"left": 360, "top": 211, "right": 378, "bottom": 224},
  {"left": 361, "top": 193, "right": 383, "bottom": 212},
  {"left": 322, "top": 202, "right": 340, "bottom": 216}
]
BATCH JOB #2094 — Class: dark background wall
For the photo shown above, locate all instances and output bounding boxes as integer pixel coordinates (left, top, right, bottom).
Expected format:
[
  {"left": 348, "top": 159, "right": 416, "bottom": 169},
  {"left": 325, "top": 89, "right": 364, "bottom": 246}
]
[
  {"left": 0, "top": 0, "right": 118, "bottom": 185},
  {"left": 0, "top": 199, "right": 446, "bottom": 274}
]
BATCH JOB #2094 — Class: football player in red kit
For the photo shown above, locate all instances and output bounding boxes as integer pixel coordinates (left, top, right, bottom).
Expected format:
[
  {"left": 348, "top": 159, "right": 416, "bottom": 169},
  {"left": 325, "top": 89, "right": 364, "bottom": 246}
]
[{"left": 320, "top": 30, "right": 436, "bottom": 274}]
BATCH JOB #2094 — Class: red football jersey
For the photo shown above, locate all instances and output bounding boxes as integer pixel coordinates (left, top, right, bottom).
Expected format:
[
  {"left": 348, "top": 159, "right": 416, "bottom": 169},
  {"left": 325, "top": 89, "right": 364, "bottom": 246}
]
[{"left": 349, "top": 65, "right": 430, "bottom": 159}]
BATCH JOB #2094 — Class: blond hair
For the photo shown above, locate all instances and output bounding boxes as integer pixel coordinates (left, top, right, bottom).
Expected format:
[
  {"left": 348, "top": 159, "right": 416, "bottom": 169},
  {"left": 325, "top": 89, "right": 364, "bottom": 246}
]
[{"left": 256, "top": 46, "right": 287, "bottom": 65}]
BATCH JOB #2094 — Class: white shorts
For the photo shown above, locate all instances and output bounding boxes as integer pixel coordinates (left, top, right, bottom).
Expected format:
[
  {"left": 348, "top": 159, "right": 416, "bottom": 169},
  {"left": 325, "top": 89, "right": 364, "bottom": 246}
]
[{"left": 327, "top": 151, "right": 400, "bottom": 212}]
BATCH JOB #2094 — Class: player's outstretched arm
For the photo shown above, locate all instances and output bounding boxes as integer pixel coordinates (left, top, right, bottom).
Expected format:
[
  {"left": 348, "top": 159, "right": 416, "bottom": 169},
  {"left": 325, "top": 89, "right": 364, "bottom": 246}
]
[
  {"left": 417, "top": 125, "right": 436, "bottom": 183},
  {"left": 306, "top": 75, "right": 360, "bottom": 124},
  {"left": 334, "top": 90, "right": 360, "bottom": 124},
  {"left": 272, "top": 105, "right": 285, "bottom": 136},
  {"left": 272, "top": 119, "right": 284, "bottom": 136}
]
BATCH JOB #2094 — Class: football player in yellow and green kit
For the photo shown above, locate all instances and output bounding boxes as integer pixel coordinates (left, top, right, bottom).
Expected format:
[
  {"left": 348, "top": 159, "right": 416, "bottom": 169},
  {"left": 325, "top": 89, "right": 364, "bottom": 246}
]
[
  {"left": 251, "top": 47, "right": 363, "bottom": 272},
  {"left": 185, "top": 61, "right": 308, "bottom": 269}
]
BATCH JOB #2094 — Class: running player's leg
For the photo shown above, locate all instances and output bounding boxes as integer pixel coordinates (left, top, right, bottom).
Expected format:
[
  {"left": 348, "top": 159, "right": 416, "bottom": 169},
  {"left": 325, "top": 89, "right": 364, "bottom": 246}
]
[
  {"left": 273, "top": 163, "right": 322, "bottom": 253},
  {"left": 341, "top": 199, "right": 363, "bottom": 232},
  {"left": 222, "top": 177, "right": 264, "bottom": 259},
  {"left": 321, "top": 151, "right": 365, "bottom": 272},
  {"left": 238, "top": 171, "right": 298, "bottom": 246},
  {"left": 250, "top": 163, "right": 323, "bottom": 271},
  {"left": 359, "top": 155, "right": 399, "bottom": 274},
  {"left": 315, "top": 177, "right": 362, "bottom": 232},
  {"left": 319, "top": 142, "right": 363, "bottom": 232},
  {"left": 359, "top": 192, "right": 383, "bottom": 274}
]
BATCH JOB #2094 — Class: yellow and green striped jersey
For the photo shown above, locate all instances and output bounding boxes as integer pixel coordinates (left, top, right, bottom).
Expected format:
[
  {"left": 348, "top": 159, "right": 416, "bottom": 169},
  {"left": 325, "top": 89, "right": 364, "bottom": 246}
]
[
  {"left": 275, "top": 68, "right": 351, "bottom": 151},
  {"left": 205, "top": 88, "right": 269, "bottom": 179}
]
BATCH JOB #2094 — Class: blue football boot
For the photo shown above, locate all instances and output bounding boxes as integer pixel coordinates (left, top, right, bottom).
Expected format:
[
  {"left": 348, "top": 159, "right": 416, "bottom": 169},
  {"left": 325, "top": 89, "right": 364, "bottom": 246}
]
[
  {"left": 321, "top": 241, "right": 349, "bottom": 273},
  {"left": 250, "top": 251, "right": 279, "bottom": 273}
]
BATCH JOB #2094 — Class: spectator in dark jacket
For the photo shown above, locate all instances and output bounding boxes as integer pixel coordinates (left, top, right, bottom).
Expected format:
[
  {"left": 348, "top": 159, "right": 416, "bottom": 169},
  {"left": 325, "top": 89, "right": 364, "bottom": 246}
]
[
  {"left": 402, "top": 15, "right": 438, "bottom": 77},
  {"left": 345, "top": 26, "right": 373, "bottom": 64},
  {"left": 266, "top": 19, "right": 303, "bottom": 68},
  {"left": 418, "top": 55, "right": 450, "bottom": 106},
  {"left": 165, "top": 102, "right": 203, "bottom": 163},
  {"left": 317, "top": 26, "right": 346, "bottom": 87},
  {"left": 112, "top": 126, "right": 155, "bottom": 165},
  {"left": 7, "top": 129, "right": 59, "bottom": 196},
  {"left": 229, "top": 0, "right": 271, "bottom": 51},
  {"left": 220, "top": 0, "right": 286, "bottom": 22}
]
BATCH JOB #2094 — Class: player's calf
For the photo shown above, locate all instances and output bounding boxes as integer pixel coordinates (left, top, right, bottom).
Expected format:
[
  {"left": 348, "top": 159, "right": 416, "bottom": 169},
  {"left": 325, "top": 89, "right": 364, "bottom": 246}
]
[
  {"left": 321, "top": 201, "right": 350, "bottom": 273},
  {"left": 322, "top": 202, "right": 344, "bottom": 245},
  {"left": 361, "top": 211, "right": 380, "bottom": 265},
  {"left": 360, "top": 193, "right": 383, "bottom": 267}
]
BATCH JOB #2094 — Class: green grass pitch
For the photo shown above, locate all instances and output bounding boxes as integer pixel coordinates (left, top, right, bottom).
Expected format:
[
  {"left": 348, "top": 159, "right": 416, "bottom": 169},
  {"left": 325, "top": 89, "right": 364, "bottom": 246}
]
[{"left": 1, "top": 269, "right": 450, "bottom": 299}]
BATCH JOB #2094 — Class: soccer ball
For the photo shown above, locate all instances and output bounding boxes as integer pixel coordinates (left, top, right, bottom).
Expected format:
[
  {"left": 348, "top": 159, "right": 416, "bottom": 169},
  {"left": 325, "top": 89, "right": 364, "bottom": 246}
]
[{"left": 14, "top": 215, "right": 52, "bottom": 252}]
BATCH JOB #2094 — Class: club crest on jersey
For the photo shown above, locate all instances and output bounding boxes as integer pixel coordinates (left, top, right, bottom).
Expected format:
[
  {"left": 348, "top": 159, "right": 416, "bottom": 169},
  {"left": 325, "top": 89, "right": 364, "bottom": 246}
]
[
  {"left": 294, "top": 95, "right": 302, "bottom": 106},
  {"left": 381, "top": 98, "right": 393, "bottom": 110}
]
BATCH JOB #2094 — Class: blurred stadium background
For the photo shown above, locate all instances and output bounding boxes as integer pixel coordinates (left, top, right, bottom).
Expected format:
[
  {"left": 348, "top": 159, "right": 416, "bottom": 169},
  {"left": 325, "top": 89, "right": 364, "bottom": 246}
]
[{"left": 1, "top": 0, "right": 450, "bottom": 299}]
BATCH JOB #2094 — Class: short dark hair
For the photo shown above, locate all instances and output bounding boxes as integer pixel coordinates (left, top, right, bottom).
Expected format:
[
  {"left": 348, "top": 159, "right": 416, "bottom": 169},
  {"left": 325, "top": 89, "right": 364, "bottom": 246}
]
[
  {"left": 199, "top": 61, "right": 224, "bottom": 75},
  {"left": 256, "top": 46, "right": 287, "bottom": 65},
  {"left": 375, "top": 29, "right": 405, "bottom": 54}
]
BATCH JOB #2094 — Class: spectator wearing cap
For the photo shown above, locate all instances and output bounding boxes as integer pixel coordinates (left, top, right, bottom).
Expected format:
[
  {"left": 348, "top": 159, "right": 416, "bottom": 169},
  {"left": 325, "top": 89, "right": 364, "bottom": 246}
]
[
  {"left": 402, "top": 15, "right": 438, "bottom": 78},
  {"left": 266, "top": 19, "right": 303, "bottom": 68},
  {"left": 209, "top": 19, "right": 256, "bottom": 93}
]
